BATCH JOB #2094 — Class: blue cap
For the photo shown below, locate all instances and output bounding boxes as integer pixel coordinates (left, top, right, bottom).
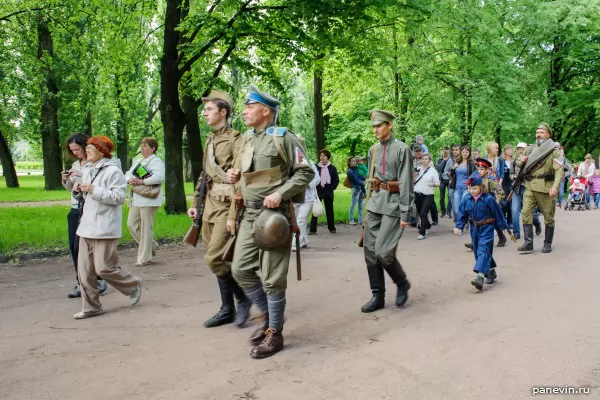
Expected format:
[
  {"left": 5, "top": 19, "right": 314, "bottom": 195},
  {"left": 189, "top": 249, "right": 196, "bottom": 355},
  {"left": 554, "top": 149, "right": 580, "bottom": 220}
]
[
  {"left": 466, "top": 171, "right": 483, "bottom": 187},
  {"left": 244, "top": 84, "right": 280, "bottom": 110}
]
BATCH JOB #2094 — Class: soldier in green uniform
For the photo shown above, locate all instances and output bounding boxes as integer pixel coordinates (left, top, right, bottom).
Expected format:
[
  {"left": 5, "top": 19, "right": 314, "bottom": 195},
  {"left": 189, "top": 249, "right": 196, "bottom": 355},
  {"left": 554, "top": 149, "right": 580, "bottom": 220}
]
[
  {"left": 187, "top": 90, "right": 251, "bottom": 328},
  {"left": 227, "top": 85, "right": 313, "bottom": 359},
  {"left": 361, "top": 109, "right": 415, "bottom": 313},
  {"left": 516, "top": 122, "right": 564, "bottom": 253}
]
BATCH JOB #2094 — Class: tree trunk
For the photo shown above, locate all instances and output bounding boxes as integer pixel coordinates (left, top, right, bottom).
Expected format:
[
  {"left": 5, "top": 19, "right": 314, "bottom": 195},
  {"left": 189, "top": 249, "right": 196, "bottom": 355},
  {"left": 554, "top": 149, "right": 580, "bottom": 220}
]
[
  {"left": 37, "top": 13, "right": 62, "bottom": 190},
  {"left": 182, "top": 94, "right": 203, "bottom": 185},
  {"left": 494, "top": 122, "right": 502, "bottom": 151},
  {"left": 115, "top": 76, "right": 129, "bottom": 171},
  {"left": 0, "top": 130, "right": 19, "bottom": 187},
  {"left": 85, "top": 109, "right": 92, "bottom": 137},
  {"left": 465, "top": 91, "right": 473, "bottom": 146},
  {"left": 160, "top": 0, "right": 187, "bottom": 213},
  {"left": 313, "top": 54, "right": 325, "bottom": 153}
]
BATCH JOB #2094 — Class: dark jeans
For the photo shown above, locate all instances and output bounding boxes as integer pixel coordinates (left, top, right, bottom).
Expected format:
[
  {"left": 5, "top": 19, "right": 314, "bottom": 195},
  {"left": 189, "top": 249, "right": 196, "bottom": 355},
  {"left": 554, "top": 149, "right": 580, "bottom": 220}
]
[
  {"left": 439, "top": 179, "right": 451, "bottom": 214},
  {"left": 310, "top": 196, "right": 336, "bottom": 232},
  {"left": 67, "top": 208, "right": 81, "bottom": 283},
  {"left": 430, "top": 201, "right": 438, "bottom": 223},
  {"left": 415, "top": 193, "right": 434, "bottom": 235}
]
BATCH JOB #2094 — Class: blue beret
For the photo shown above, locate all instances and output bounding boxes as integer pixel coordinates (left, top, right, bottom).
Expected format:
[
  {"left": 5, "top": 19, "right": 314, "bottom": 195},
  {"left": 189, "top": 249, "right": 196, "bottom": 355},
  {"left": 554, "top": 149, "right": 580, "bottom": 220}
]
[{"left": 466, "top": 171, "right": 483, "bottom": 187}]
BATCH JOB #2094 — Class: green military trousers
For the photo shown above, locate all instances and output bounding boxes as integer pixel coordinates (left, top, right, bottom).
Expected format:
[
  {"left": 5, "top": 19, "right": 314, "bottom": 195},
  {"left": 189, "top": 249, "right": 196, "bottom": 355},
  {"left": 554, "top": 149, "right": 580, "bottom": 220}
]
[
  {"left": 202, "top": 220, "right": 231, "bottom": 277},
  {"left": 231, "top": 206, "right": 292, "bottom": 295},
  {"left": 522, "top": 189, "right": 555, "bottom": 226},
  {"left": 363, "top": 211, "right": 405, "bottom": 267}
]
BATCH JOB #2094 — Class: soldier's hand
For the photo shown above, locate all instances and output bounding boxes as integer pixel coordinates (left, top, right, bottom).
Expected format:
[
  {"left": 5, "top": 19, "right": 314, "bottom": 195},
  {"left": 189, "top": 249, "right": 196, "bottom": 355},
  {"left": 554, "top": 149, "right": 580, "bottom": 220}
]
[
  {"left": 263, "top": 192, "right": 282, "bottom": 208},
  {"left": 187, "top": 208, "right": 197, "bottom": 219},
  {"left": 227, "top": 169, "right": 241, "bottom": 184},
  {"left": 549, "top": 187, "right": 558, "bottom": 198},
  {"left": 519, "top": 155, "right": 528, "bottom": 164},
  {"left": 226, "top": 220, "right": 234, "bottom": 233},
  {"left": 400, "top": 221, "right": 409, "bottom": 229}
]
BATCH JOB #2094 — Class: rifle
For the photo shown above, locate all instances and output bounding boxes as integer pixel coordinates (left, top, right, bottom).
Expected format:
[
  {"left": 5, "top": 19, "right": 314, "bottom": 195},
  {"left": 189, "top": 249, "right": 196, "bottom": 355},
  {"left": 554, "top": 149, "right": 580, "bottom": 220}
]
[
  {"left": 289, "top": 202, "right": 301, "bottom": 281},
  {"left": 506, "top": 160, "right": 528, "bottom": 202},
  {"left": 183, "top": 169, "right": 208, "bottom": 247}
]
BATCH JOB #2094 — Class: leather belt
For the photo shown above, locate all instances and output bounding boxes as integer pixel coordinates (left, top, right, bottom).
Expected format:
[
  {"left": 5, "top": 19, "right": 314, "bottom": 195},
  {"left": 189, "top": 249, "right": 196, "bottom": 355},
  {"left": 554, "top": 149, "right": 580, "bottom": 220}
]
[
  {"left": 371, "top": 179, "right": 400, "bottom": 193},
  {"left": 470, "top": 218, "right": 495, "bottom": 227},
  {"left": 244, "top": 200, "right": 264, "bottom": 209}
]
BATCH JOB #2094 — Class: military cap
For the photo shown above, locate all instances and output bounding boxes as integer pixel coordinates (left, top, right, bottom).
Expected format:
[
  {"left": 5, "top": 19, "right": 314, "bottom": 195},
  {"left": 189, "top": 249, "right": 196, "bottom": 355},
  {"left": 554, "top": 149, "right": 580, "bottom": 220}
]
[
  {"left": 413, "top": 144, "right": 424, "bottom": 152},
  {"left": 466, "top": 171, "right": 483, "bottom": 187},
  {"left": 536, "top": 122, "right": 553, "bottom": 136},
  {"left": 474, "top": 158, "right": 492, "bottom": 168},
  {"left": 516, "top": 142, "right": 527, "bottom": 149},
  {"left": 201, "top": 90, "right": 234, "bottom": 112},
  {"left": 369, "top": 109, "right": 396, "bottom": 126},
  {"left": 244, "top": 84, "right": 280, "bottom": 110}
]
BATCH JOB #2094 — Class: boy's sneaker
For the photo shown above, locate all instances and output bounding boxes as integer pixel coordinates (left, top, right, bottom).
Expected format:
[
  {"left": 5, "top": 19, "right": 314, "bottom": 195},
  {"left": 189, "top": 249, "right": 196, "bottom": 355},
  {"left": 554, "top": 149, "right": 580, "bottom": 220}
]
[
  {"left": 68, "top": 285, "right": 81, "bottom": 299},
  {"left": 417, "top": 234, "right": 426, "bottom": 240},
  {"left": 98, "top": 280, "right": 108, "bottom": 295}
]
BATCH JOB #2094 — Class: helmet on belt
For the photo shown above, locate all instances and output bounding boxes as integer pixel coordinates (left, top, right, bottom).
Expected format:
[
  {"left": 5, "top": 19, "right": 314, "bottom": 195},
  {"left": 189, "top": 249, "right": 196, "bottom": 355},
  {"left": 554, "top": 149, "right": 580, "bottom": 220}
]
[{"left": 254, "top": 208, "right": 291, "bottom": 250}]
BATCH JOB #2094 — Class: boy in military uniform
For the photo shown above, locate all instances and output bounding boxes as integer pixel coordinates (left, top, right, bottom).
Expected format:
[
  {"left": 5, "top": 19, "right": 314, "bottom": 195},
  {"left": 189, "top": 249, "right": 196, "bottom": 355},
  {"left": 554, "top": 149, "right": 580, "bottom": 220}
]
[
  {"left": 227, "top": 85, "right": 313, "bottom": 359},
  {"left": 464, "top": 158, "right": 507, "bottom": 249},
  {"left": 187, "top": 90, "right": 251, "bottom": 329},
  {"left": 361, "top": 109, "right": 414, "bottom": 313},
  {"left": 516, "top": 123, "right": 564, "bottom": 253}
]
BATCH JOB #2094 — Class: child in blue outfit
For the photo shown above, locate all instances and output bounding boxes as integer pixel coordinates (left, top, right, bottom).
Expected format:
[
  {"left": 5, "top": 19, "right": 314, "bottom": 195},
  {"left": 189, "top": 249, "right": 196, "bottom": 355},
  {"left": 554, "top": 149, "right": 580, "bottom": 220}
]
[{"left": 454, "top": 172, "right": 509, "bottom": 291}]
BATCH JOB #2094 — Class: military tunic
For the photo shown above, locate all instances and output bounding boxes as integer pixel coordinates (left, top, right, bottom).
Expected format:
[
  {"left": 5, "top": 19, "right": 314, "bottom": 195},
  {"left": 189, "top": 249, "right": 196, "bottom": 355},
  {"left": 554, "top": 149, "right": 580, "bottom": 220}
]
[
  {"left": 191, "top": 126, "right": 244, "bottom": 276},
  {"left": 364, "top": 135, "right": 415, "bottom": 269},
  {"left": 231, "top": 126, "right": 313, "bottom": 294},
  {"left": 516, "top": 141, "right": 564, "bottom": 226}
]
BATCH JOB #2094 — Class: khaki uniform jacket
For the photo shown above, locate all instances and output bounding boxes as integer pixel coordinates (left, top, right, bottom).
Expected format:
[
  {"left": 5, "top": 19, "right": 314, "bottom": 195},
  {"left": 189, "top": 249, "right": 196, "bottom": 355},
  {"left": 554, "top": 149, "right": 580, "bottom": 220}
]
[
  {"left": 366, "top": 136, "right": 415, "bottom": 222},
  {"left": 191, "top": 126, "right": 244, "bottom": 223},
  {"left": 235, "top": 126, "right": 314, "bottom": 203},
  {"left": 482, "top": 176, "right": 505, "bottom": 204},
  {"left": 516, "top": 144, "right": 564, "bottom": 193}
]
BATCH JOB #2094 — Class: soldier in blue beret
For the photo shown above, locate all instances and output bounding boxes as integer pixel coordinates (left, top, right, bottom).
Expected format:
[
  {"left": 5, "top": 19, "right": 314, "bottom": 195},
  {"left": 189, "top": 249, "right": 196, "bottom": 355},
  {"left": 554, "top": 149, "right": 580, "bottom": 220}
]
[
  {"left": 227, "top": 84, "right": 314, "bottom": 359},
  {"left": 454, "top": 171, "right": 509, "bottom": 290}
]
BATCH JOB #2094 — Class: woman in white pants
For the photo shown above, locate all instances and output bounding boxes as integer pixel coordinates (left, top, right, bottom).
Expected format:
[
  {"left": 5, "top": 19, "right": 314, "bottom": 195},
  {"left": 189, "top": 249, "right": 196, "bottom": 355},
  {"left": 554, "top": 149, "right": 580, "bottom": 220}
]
[
  {"left": 293, "top": 160, "right": 320, "bottom": 251},
  {"left": 125, "top": 138, "right": 165, "bottom": 266}
]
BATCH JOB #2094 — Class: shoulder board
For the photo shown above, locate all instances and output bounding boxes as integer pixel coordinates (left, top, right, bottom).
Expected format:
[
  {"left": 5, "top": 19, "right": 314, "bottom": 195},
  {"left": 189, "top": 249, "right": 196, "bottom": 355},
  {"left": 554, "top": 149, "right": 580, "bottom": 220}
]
[
  {"left": 266, "top": 127, "right": 287, "bottom": 136},
  {"left": 243, "top": 129, "right": 255, "bottom": 136}
]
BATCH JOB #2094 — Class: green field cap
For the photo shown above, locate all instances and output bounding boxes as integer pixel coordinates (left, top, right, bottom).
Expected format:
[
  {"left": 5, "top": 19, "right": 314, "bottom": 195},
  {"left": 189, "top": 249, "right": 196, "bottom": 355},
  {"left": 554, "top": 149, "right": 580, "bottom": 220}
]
[{"left": 369, "top": 109, "right": 396, "bottom": 126}]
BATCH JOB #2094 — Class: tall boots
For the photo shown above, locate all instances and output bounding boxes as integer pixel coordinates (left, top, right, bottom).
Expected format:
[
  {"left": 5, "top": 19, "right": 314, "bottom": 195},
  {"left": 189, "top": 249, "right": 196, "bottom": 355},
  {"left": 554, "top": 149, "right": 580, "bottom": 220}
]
[
  {"left": 361, "top": 265, "right": 385, "bottom": 313},
  {"left": 518, "top": 224, "right": 534, "bottom": 252},
  {"left": 362, "top": 260, "right": 410, "bottom": 313},
  {"left": 542, "top": 225, "right": 554, "bottom": 253},
  {"left": 204, "top": 273, "right": 251, "bottom": 328}
]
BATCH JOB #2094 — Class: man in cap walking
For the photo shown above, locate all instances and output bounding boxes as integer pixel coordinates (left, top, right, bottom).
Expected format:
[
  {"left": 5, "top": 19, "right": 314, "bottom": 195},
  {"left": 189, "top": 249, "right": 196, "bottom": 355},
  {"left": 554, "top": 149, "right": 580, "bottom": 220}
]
[
  {"left": 361, "top": 109, "right": 414, "bottom": 313},
  {"left": 515, "top": 123, "right": 564, "bottom": 253},
  {"left": 227, "top": 85, "right": 313, "bottom": 358},
  {"left": 188, "top": 90, "right": 251, "bottom": 329}
]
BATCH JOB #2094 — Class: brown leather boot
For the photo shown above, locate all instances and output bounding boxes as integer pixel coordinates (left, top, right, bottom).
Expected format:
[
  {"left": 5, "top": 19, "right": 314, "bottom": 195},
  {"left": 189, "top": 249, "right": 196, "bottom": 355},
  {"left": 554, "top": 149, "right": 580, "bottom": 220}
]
[
  {"left": 249, "top": 314, "right": 269, "bottom": 346},
  {"left": 250, "top": 328, "right": 284, "bottom": 359}
]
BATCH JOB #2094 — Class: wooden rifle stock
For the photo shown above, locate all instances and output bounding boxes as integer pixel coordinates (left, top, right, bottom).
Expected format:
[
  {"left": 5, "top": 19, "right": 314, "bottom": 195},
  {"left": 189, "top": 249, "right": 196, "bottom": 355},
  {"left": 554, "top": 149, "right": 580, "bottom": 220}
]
[{"left": 183, "top": 169, "right": 207, "bottom": 247}]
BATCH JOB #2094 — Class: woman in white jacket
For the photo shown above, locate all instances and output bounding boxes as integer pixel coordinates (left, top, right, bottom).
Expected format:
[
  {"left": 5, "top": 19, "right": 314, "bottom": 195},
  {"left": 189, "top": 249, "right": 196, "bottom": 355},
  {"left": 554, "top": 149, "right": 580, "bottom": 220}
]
[
  {"left": 73, "top": 136, "right": 143, "bottom": 319},
  {"left": 414, "top": 153, "right": 440, "bottom": 240},
  {"left": 125, "top": 138, "right": 166, "bottom": 266}
]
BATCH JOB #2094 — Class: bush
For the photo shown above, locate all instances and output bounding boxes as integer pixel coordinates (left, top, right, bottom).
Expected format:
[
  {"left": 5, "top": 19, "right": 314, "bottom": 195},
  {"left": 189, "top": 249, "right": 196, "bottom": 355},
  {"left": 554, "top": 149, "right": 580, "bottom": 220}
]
[{"left": 15, "top": 161, "right": 43, "bottom": 170}]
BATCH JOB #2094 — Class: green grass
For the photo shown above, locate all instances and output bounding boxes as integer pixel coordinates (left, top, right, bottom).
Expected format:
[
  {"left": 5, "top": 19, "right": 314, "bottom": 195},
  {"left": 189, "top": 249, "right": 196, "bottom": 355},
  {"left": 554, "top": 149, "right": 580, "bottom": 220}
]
[
  {"left": 0, "top": 175, "right": 197, "bottom": 202},
  {"left": 0, "top": 203, "right": 193, "bottom": 256}
]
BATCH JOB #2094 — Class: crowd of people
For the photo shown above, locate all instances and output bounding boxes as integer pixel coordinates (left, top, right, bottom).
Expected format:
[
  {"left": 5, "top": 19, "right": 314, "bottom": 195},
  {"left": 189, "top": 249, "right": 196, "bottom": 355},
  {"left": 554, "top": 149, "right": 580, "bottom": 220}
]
[{"left": 59, "top": 82, "right": 595, "bottom": 362}]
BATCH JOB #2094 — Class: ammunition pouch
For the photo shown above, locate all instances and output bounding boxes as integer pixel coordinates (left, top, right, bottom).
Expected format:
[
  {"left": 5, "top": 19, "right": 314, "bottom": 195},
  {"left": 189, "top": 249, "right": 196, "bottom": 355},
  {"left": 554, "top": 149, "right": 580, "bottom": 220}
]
[{"left": 371, "top": 178, "right": 400, "bottom": 193}]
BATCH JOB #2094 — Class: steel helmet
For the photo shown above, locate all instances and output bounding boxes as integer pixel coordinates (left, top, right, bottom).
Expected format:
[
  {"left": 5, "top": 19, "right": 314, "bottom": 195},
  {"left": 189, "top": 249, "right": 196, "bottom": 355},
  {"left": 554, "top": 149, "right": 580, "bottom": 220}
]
[{"left": 254, "top": 208, "right": 291, "bottom": 250}]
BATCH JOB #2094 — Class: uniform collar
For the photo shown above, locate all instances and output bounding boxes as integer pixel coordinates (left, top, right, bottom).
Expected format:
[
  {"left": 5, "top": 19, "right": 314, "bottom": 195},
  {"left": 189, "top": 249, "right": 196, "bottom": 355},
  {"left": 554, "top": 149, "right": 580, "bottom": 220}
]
[
  {"left": 379, "top": 134, "right": 395, "bottom": 145},
  {"left": 212, "top": 125, "right": 230, "bottom": 136}
]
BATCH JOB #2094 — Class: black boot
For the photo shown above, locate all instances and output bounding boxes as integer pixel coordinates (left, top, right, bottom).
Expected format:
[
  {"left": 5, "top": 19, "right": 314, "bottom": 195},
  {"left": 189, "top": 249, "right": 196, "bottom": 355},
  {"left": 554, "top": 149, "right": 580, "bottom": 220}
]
[
  {"left": 542, "top": 225, "right": 554, "bottom": 253},
  {"left": 204, "top": 276, "right": 235, "bottom": 328},
  {"left": 464, "top": 242, "right": 473, "bottom": 250},
  {"left": 485, "top": 268, "right": 497, "bottom": 284},
  {"left": 471, "top": 275, "right": 484, "bottom": 290},
  {"left": 228, "top": 275, "right": 251, "bottom": 327},
  {"left": 518, "top": 224, "right": 534, "bottom": 252},
  {"left": 497, "top": 233, "right": 507, "bottom": 247},
  {"left": 361, "top": 290, "right": 385, "bottom": 313},
  {"left": 362, "top": 265, "right": 385, "bottom": 313},
  {"left": 382, "top": 259, "right": 410, "bottom": 308},
  {"left": 395, "top": 280, "right": 411, "bottom": 307}
]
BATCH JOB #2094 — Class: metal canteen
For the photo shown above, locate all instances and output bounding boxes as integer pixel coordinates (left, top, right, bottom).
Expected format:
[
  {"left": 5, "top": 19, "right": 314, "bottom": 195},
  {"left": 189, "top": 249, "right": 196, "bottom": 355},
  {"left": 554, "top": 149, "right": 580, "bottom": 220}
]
[{"left": 253, "top": 208, "right": 291, "bottom": 250}]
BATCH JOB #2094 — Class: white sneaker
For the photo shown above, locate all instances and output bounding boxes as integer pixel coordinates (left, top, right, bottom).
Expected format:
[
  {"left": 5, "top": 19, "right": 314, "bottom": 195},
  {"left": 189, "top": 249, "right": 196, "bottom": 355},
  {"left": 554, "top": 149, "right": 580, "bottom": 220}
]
[
  {"left": 417, "top": 234, "right": 426, "bottom": 240},
  {"left": 291, "top": 247, "right": 297, "bottom": 252},
  {"left": 349, "top": 221, "right": 357, "bottom": 225},
  {"left": 425, "top": 230, "right": 430, "bottom": 236}
]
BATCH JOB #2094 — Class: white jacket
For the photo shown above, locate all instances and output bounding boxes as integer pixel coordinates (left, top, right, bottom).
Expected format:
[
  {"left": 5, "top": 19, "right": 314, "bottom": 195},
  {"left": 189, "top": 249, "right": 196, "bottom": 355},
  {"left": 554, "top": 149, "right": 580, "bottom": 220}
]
[
  {"left": 63, "top": 160, "right": 91, "bottom": 209},
  {"left": 76, "top": 158, "right": 126, "bottom": 239},
  {"left": 414, "top": 165, "right": 440, "bottom": 196},
  {"left": 125, "top": 154, "right": 165, "bottom": 207},
  {"left": 578, "top": 161, "right": 595, "bottom": 179}
]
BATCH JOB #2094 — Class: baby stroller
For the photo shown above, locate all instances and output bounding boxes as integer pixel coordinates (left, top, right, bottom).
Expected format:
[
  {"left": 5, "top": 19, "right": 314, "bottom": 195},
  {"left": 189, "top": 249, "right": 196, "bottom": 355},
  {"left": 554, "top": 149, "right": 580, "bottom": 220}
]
[{"left": 565, "top": 176, "right": 587, "bottom": 211}]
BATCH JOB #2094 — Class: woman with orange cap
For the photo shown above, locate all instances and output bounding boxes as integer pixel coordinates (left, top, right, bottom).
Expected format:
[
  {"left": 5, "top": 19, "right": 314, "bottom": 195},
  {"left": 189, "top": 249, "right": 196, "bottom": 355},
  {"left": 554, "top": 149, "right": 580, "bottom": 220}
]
[{"left": 72, "top": 136, "right": 143, "bottom": 319}]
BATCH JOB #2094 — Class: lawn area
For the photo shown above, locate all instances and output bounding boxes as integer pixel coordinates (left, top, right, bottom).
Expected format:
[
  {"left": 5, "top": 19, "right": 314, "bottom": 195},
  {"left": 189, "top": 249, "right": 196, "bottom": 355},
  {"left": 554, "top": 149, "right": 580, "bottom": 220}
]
[{"left": 0, "top": 175, "right": 197, "bottom": 202}]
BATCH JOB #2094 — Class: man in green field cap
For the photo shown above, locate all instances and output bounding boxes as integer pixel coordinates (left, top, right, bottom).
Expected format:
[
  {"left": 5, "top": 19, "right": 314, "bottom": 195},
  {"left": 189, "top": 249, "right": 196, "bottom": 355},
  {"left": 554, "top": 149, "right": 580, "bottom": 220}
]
[
  {"left": 187, "top": 89, "right": 252, "bottom": 329},
  {"left": 360, "top": 109, "right": 415, "bottom": 313},
  {"left": 227, "top": 84, "right": 314, "bottom": 359},
  {"left": 515, "top": 122, "right": 564, "bottom": 254}
]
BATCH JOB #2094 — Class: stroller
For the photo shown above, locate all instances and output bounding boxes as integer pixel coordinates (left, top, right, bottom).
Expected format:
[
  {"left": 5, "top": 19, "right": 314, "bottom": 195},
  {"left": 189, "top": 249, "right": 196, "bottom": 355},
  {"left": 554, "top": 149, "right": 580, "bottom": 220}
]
[{"left": 564, "top": 176, "right": 587, "bottom": 211}]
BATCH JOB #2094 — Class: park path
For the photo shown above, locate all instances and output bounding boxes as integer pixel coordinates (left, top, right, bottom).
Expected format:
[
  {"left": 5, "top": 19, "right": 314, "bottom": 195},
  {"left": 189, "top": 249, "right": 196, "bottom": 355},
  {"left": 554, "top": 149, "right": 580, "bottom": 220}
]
[
  {"left": 0, "top": 200, "right": 71, "bottom": 208},
  {"left": 1, "top": 208, "right": 599, "bottom": 400}
]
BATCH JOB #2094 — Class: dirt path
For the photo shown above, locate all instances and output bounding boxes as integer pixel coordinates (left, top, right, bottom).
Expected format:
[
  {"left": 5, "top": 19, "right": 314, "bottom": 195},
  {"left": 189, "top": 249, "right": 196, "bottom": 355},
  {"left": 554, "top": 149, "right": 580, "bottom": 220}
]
[{"left": 1, "top": 210, "right": 599, "bottom": 400}]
